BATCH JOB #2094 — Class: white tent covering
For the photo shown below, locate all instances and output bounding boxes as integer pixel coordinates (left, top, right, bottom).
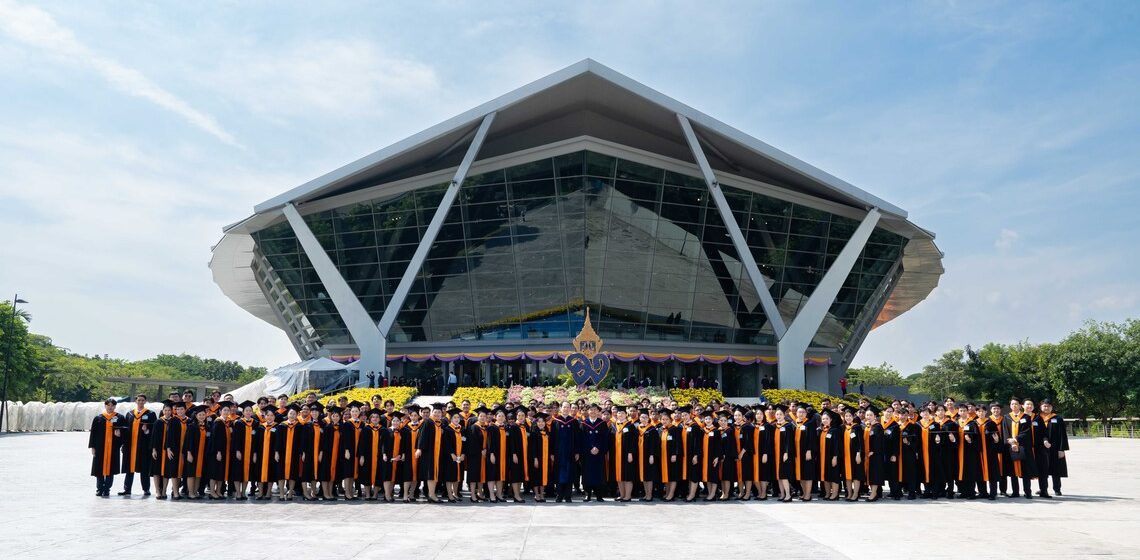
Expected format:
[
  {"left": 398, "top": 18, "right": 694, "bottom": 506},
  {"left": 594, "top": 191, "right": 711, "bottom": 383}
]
[
  {"left": 1, "top": 358, "right": 356, "bottom": 432},
  {"left": 227, "top": 357, "right": 355, "bottom": 404},
  {"left": 2, "top": 401, "right": 163, "bottom": 432}
]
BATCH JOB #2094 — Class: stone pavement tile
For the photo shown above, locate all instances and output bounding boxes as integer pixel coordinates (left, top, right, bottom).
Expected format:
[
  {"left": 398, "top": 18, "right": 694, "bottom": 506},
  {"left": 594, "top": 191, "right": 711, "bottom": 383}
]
[{"left": 2, "top": 433, "right": 1140, "bottom": 559}]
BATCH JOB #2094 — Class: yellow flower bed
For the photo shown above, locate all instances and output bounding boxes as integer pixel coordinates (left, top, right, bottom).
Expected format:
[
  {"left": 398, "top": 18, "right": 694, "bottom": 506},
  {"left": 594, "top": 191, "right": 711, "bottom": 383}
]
[
  {"left": 287, "top": 387, "right": 418, "bottom": 408},
  {"left": 670, "top": 388, "right": 725, "bottom": 406},
  {"left": 760, "top": 389, "right": 889, "bottom": 410},
  {"left": 451, "top": 387, "right": 508, "bottom": 406}
]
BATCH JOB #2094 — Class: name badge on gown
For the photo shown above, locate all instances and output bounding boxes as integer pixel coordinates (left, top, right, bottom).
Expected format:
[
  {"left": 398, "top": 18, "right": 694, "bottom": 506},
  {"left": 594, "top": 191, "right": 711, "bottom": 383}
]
[
  {"left": 886, "top": 430, "right": 892, "bottom": 435},
  {"left": 1020, "top": 418, "right": 1027, "bottom": 423},
  {"left": 1033, "top": 422, "right": 1039, "bottom": 427},
  {"left": 826, "top": 433, "right": 832, "bottom": 439},
  {"left": 850, "top": 432, "right": 857, "bottom": 439},
  {"left": 760, "top": 426, "right": 766, "bottom": 431},
  {"left": 667, "top": 435, "right": 673, "bottom": 441},
  {"left": 686, "top": 428, "right": 691, "bottom": 433},
  {"left": 270, "top": 428, "right": 277, "bottom": 432},
  {"left": 799, "top": 425, "right": 806, "bottom": 431},
  {"left": 111, "top": 417, "right": 118, "bottom": 423},
  {"left": 623, "top": 427, "right": 628, "bottom": 433},
  {"left": 1051, "top": 418, "right": 1057, "bottom": 423}
]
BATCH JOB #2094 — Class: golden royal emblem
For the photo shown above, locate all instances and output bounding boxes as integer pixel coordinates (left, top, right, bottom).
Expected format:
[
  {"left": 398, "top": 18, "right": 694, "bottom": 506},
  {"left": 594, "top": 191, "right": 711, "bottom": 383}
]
[{"left": 568, "top": 308, "right": 610, "bottom": 385}]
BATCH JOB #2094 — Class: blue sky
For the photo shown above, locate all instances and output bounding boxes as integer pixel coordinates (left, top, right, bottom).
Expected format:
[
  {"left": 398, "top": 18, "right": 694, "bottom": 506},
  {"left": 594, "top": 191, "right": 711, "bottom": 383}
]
[{"left": 1, "top": 1, "right": 1138, "bottom": 374}]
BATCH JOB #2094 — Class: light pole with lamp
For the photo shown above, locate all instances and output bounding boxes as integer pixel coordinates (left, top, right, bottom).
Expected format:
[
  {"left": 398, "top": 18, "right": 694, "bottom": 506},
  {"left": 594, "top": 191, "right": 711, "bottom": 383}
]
[{"left": 1, "top": 294, "right": 29, "bottom": 433}]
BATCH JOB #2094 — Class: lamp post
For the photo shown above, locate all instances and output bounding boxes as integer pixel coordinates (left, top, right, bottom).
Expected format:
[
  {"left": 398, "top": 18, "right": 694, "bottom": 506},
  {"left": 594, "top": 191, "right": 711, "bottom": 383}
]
[{"left": 0, "top": 294, "right": 29, "bottom": 433}]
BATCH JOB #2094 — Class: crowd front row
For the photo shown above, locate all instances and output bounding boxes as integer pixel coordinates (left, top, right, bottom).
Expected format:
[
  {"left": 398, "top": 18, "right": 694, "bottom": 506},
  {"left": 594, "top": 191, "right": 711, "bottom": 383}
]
[{"left": 89, "top": 393, "right": 1070, "bottom": 504}]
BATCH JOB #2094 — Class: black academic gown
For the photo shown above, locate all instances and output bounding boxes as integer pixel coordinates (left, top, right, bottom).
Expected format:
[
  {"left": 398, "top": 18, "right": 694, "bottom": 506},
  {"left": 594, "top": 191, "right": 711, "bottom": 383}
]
[
  {"left": 774, "top": 422, "right": 796, "bottom": 481},
  {"left": 864, "top": 422, "right": 886, "bottom": 485},
  {"left": 439, "top": 422, "right": 465, "bottom": 483},
  {"left": 185, "top": 421, "right": 211, "bottom": 479},
  {"left": 717, "top": 427, "right": 736, "bottom": 482},
  {"left": 639, "top": 425, "right": 661, "bottom": 483},
  {"left": 486, "top": 424, "right": 509, "bottom": 482},
  {"left": 416, "top": 420, "right": 445, "bottom": 481},
  {"left": 121, "top": 408, "right": 156, "bottom": 476},
  {"left": 979, "top": 417, "right": 1003, "bottom": 483},
  {"left": 272, "top": 421, "right": 308, "bottom": 481},
  {"left": 89, "top": 412, "right": 125, "bottom": 477},
  {"left": 881, "top": 420, "right": 900, "bottom": 483},
  {"left": 207, "top": 418, "right": 234, "bottom": 482},
  {"left": 1040, "top": 413, "right": 1068, "bottom": 477},
  {"left": 389, "top": 423, "right": 414, "bottom": 483},
  {"left": 611, "top": 422, "right": 639, "bottom": 482},
  {"left": 506, "top": 422, "right": 529, "bottom": 483},
  {"left": 318, "top": 422, "right": 351, "bottom": 482},
  {"left": 577, "top": 418, "right": 608, "bottom": 487},
  {"left": 820, "top": 424, "right": 844, "bottom": 483},
  {"left": 162, "top": 417, "right": 191, "bottom": 480},
  {"left": 898, "top": 421, "right": 921, "bottom": 488},
  {"left": 230, "top": 418, "right": 259, "bottom": 482},
  {"left": 736, "top": 424, "right": 755, "bottom": 482},
  {"left": 955, "top": 418, "right": 981, "bottom": 486},
  {"left": 1003, "top": 412, "right": 1038, "bottom": 478},
  {"left": 793, "top": 419, "right": 818, "bottom": 481},
  {"left": 660, "top": 425, "right": 683, "bottom": 484},
  {"left": 357, "top": 423, "right": 390, "bottom": 486},
  {"left": 843, "top": 424, "right": 865, "bottom": 482},
  {"left": 464, "top": 423, "right": 490, "bottom": 484},
  {"left": 755, "top": 420, "right": 776, "bottom": 483},
  {"left": 528, "top": 428, "right": 553, "bottom": 487}
]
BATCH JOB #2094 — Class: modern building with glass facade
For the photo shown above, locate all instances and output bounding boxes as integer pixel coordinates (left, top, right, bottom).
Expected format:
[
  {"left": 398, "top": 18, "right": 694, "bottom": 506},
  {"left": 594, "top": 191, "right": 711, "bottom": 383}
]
[{"left": 210, "top": 60, "right": 943, "bottom": 396}]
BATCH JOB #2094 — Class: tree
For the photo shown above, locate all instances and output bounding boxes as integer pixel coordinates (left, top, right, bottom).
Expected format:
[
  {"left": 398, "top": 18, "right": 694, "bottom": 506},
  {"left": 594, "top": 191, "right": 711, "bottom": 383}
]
[
  {"left": 0, "top": 301, "right": 40, "bottom": 402},
  {"left": 846, "top": 362, "right": 907, "bottom": 387},
  {"left": 1048, "top": 320, "right": 1140, "bottom": 421},
  {"left": 908, "top": 349, "right": 968, "bottom": 400},
  {"left": 959, "top": 342, "right": 1056, "bottom": 404}
]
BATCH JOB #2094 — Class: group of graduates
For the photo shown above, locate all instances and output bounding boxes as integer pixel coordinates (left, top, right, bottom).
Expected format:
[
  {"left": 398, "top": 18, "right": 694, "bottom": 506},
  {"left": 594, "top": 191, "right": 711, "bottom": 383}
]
[{"left": 89, "top": 391, "right": 1070, "bottom": 503}]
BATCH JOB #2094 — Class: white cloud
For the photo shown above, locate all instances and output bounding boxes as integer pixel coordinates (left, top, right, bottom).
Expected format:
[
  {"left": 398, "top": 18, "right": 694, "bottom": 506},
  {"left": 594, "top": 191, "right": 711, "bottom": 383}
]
[
  {"left": 207, "top": 39, "right": 441, "bottom": 120},
  {"left": 994, "top": 228, "right": 1019, "bottom": 250},
  {"left": 0, "top": 0, "right": 239, "bottom": 146}
]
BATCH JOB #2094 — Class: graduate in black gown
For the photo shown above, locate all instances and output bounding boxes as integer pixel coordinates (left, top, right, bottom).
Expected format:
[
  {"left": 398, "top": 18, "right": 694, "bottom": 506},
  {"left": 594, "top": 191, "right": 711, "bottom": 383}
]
[
  {"left": 229, "top": 402, "right": 259, "bottom": 500},
  {"left": 842, "top": 409, "right": 864, "bottom": 501},
  {"left": 1038, "top": 400, "right": 1068, "bottom": 496},
  {"left": 440, "top": 408, "right": 466, "bottom": 502},
  {"left": 715, "top": 411, "right": 735, "bottom": 500},
  {"left": 1002, "top": 397, "right": 1037, "bottom": 498},
  {"left": 636, "top": 409, "right": 659, "bottom": 502},
  {"left": 898, "top": 409, "right": 921, "bottom": 500},
  {"left": 89, "top": 398, "right": 125, "bottom": 497},
  {"left": 358, "top": 409, "right": 391, "bottom": 501},
  {"left": 206, "top": 401, "right": 234, "bottom": 500},
  {"left": 876, "top": 409, "right": 899, "bottom": 499},
  {"left": 735, "top": 409, "right": 755, "bottom": 499},
  {"left": 162, "top": 401, "right": 191, "bottom": 499},
  {"left": 486, "top": 408, "right": 510, "bottom": 502},
  {"left": 149, "top": 401, "right": 174, "bottom": 499},
  {"left": 273, "top": 404, "right": 307, "bottom": 500},
  {"left": 253, "top": 406, "right": 279, "bottom": 500},
  {"left": 549, "top": 403, "right": 579, "bottom": 504},
  {"left": 119, "top": 394, "right": 156, "bottom": 497},
  {"left": 918, "top": 408, "right": 943, "bottom": 498},
  {"left": 819, "top": 409, "right": 844, "bottom": 500},
  {"left": 792, "top": 406, "right": 818, "bottom": 501},
  {"left": 863, "top": 409, "right": 885, "bottom": 501},
  {"left": 184, "top": 406, "right": 212, "bottom": 499},
  {"left": 318, "top": 407, "right": 352, "bottom": 500},
  {"left": 690, "top": 410, "right": 719, "bottom": 501},
  {"left": 657, "top": 409, "right": 681, "bottom": 501},
  {"left": 528, "top": 413, "right": 552, "bottom": 502},
  {"left": 773, "top": 406, "right": 795, "bottom": 502},
  {"left": 753, "top": 409, "right": 776, "bottom": 500},
  {"left": 978, "top": 403, "right": 1004, "bottom": 500},
  {"left": 577, "top": 404, "right": 607, "bottom": 503},
  {"left": 464, "top": 407, "right": 490, "bottom": 502},
  {"left": 610, "top": 407, "right": 639, "bottom": 502},
  {"left": 415, "top": 403, "right": 446, "bottom": 502},
  {"left": 1023, "top": 399, "right": 1050, "bottom": 498},
  {"left": 953, "top": 404, "right": 980, "bottom": 499},
  {"left": 389, "top": 409, "right": 415, "bottom": 502},
  {"left": 505, "top": 409, "right": 529, "bottom": 503}
]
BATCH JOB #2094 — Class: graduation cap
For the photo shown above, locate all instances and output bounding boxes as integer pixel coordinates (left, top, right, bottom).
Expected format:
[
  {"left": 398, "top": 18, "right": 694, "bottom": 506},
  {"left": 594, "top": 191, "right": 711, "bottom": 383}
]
[
  {"left": 188, "top": 405, "right": 208, "bottom": 416},
  {"left": 773, "top": 404, "right": 789, "bottom": 413},
  {"left": 237, "top": 400, "right": 256, "bottom": 410},
  {"left": 430, "top": 402, "right": 447, "bottom": 410},
  {"left": 637, "top": 408, "right": 650, "bottom": 416},
  {"left": 286, "top": 403, "right": 302, "bottom": 413},
  {"left": 699, "top": 410, "right": 714, "bottom": 419},
  {"left": 161, "top": 399, "right": 176, "bottom": 408},
  {"left": 326, "top": 406, "right": 344, "bottom": 415},
  {"left": 658, "top": 408, "right": 674, "bottom": 416},
  {"left": 348, "top": 400, "right": 366, "bottom": 409},
  {"left": 677, "top": 405, "right": 693, "bottom": 414},
  {"left": 389, "top": 411, "right": 406, "bottom": 419},
  {"left": 217, "top": 400, "right": 236, "bottom": 410},
  {"left": 473, "top": 406, "right": 491, "bottom": 414},
  {"left": 308, "top": 401, "right": 325, "bottom": 412},
  {"left": 716, "top": 410, "right": 731, "bottom": 418},
  {"left": 515, "top": 405, "right": 529, "bottom": 414},
  {"left": 491, "top": 406, "right": 506, "bottom": 416},
  {"left": 446, "top": 407, "right": 462, "bottom": 416},
  {"left": 587, "top": 403, "right": 601, "bottom": 411},
  {"left": 533, "top": 412, "right": 550, "bottom": 420},
  {"left": 821, "top": 409, "right": 842, "bottom": 424},
  {"left": 172, "top": 400, "right": 187, "bottom": 409}
]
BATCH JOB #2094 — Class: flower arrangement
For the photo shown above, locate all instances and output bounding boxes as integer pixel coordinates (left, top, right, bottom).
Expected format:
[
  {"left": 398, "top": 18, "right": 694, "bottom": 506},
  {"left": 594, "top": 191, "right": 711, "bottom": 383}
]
[
  {"left": 451, "top": 387, "right": 508, "bottom": 406},
  {"left": 511, "top": 385, "right": 669, "bottom": 406},
  {"left": 669, "top": 388, "right": 725, "bottom": 406},
  {"left": 287, "top": 386, "right": 418, "bottom": 408},
  {"left": 761, "top": 389, "right": 888, "bottom": 410}
]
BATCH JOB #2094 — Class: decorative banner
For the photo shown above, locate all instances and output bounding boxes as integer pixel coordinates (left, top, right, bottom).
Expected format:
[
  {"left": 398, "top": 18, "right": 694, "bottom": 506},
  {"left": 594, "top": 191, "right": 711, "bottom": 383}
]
[
  {"left": 332, "top": 351, "right": 832, "bottom": 366},
  {"left": 564, "top": 309, "right": 611, "bottom": 385}
]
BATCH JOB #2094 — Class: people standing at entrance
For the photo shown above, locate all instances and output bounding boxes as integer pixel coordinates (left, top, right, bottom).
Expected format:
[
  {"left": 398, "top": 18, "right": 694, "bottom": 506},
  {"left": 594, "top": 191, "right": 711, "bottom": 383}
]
[{"left": 839, "top": 376, "right": 848, "bottom": 396}]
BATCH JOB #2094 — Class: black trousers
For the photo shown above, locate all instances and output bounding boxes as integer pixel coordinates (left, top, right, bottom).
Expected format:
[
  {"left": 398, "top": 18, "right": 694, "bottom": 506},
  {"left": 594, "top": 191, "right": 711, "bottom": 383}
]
[
  {"left": 95, "top": 475, "right": 114, "bottom": 494},
  {"left": 122, "top": 472, "right": 151, "bottom": 493},
  {"left": 556, "top": 483, "right": 573, "bottom": 501}
]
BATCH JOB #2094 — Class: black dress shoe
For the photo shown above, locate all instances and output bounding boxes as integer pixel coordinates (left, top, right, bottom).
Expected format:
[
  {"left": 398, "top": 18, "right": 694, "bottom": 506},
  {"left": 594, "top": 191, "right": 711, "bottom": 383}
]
[{"left": 117, "top": 491, "right": 131, "bottom": 496}]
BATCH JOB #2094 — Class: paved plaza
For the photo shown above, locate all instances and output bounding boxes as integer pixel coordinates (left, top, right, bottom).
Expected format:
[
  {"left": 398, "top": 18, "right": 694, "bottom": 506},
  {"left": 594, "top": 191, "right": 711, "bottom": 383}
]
[{"left": 1, "top": 432, "right": 1138, "bottom": 559}]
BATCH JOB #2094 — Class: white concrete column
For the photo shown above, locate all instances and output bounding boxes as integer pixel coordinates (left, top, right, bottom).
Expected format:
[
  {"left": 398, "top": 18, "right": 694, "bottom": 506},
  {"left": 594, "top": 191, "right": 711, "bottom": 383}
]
[
  {"left": 677, "top": 114, "right": 787, "bottom": 339},
  {"left": 778, "top": 208, "right": 881, "bottom": 390},
  {"left": 283, "top": 203, "right": 385, "bottom": 384},
  {"left": 377, "top": 112, "right": 496, "bottom": 337}
]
